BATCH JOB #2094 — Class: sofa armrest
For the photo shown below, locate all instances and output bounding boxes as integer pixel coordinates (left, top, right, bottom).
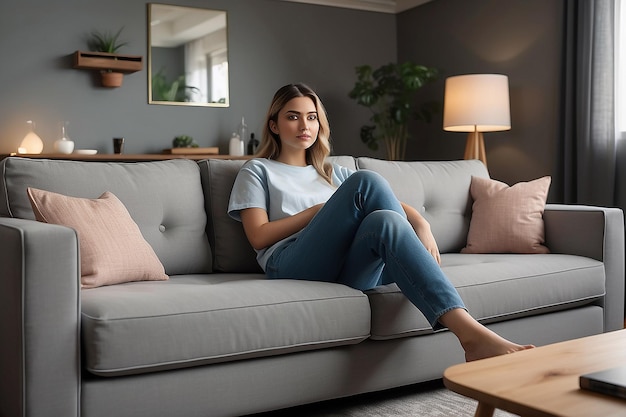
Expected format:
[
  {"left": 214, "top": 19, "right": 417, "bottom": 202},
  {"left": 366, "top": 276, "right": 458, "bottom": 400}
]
[
  {"left": 0, "top": 218, "right": 81, "bottom": 417},
  {"left": 544, "top": 204, "right": 625, "bottom": 332}
]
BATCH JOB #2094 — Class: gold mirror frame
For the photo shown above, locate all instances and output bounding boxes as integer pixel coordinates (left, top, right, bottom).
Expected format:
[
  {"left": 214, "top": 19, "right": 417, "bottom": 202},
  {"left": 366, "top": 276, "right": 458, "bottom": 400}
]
[{"left": 148, "top": 3, "right": 229, "bottom": 107}]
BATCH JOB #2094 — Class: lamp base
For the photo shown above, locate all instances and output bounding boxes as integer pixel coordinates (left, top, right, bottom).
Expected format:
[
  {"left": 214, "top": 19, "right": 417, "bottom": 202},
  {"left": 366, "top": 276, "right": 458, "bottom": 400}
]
[{"left": 464, "top": 131, "right": 487, "bottom": 167}]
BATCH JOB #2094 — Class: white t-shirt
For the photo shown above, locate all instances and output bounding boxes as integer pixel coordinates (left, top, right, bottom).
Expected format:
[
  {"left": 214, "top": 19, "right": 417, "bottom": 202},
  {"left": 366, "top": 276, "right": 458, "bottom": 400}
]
[{"left": 228, "top": 158, "right": 354, "bottom": 271}]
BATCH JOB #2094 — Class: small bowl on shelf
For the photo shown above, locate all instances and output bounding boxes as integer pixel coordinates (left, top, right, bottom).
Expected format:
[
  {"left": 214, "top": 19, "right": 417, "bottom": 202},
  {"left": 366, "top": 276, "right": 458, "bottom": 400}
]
[{"left": 74, "top": 149, "right": 98, "bottom": 155}]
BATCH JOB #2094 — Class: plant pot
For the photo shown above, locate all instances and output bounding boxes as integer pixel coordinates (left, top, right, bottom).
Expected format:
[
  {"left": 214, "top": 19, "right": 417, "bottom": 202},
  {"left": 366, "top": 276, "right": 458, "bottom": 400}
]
[{"left": 101, "top": 71, "right": 124, "bottom": 88}]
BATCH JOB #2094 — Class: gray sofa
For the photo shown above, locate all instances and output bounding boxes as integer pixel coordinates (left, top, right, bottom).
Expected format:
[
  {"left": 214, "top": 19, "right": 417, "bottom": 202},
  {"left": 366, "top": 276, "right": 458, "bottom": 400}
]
[{"left": 0, "top": 155, "right": 623, "bottom": 417}]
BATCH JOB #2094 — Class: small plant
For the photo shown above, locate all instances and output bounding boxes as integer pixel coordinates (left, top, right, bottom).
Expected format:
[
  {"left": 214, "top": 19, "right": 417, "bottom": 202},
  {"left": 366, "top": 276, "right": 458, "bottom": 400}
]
[
  {"left": 173, "top": 135, "right": 198, "bottom": 148},
  {"left": 349, "top": 62, "right": 439, "bottom": 160},
  {"left": 88, "top": 27, "right": 128, "bottom": 53}
]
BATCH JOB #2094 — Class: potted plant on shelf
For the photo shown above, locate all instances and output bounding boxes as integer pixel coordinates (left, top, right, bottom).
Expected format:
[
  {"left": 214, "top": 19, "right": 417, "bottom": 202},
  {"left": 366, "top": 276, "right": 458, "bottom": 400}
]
[
  {"left": 87, "top": 27, "right": 129, "bottom": 87},
  {"left": 88, "top": 27, "right": 128, "bottom": 53},
  {"left": 172, "top": 135, "right": 199, "bottom": 148},
  {"left": 348, "top": 62, "right": 439, "bottom": 160}
]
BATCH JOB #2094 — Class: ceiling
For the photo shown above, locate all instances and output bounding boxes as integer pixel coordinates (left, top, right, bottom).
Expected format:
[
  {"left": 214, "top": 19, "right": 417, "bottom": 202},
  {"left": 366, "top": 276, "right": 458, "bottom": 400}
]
[
  {"left": 280, "top": 0, "right": 432, "bottom": 14},
  {"left": 150, "top": 4, "right": 226, "bottom": 47}
]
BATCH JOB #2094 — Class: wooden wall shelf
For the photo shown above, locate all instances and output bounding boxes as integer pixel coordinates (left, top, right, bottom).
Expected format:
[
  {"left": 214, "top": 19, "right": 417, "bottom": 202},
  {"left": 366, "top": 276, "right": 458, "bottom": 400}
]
[
  {"left": 1, "top": 153, "right": 251, "bottom": 162},
  {"left": 73, "top": 51, "right": 143, "bottom": 73}
]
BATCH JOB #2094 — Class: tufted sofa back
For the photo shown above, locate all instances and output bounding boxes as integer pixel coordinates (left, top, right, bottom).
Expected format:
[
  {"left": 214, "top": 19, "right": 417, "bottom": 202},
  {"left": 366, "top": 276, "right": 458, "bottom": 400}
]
[
  {"left": 356, "top": 158, "right": 489, "bottom": 253},
  {"left": 0, "top": 156, "right": 488, "bottom": 275},
  {"left": 0, "top": 157, "right": 211, "bottom": 275},
  {"left": 199, "top": 156, "right": 488, "bottom": 272}
]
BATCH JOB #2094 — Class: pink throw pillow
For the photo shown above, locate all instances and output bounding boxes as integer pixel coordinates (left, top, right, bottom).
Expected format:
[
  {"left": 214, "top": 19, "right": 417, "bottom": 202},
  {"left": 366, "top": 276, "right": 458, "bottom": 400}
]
[
  {"left": 27, "top": 188, "right": 168, "bottom": 288},
  {"left": 461, "top": 176, "right": 551, "bottom": 254}
]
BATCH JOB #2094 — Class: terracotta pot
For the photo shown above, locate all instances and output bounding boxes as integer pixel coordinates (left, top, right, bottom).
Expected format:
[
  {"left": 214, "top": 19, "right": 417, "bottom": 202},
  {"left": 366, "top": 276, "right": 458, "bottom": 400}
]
[{"left": 101, "top": 71, "right": 124, "bottom": 88}]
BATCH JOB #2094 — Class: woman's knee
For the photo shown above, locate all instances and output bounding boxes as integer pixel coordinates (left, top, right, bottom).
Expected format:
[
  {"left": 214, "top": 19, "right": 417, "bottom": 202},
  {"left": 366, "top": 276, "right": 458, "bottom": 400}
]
[
  {"left": 364, "top": 210, "right": 410, "bottom": 231},
  {"left": 340, "top": 170, "right": 403, "bottom": 215},
  {"left": 348, "top": 170, "right": 388, "bottom": 188},
  {"left": 345, "top": 170, "right": 394, "bottom": 200}
]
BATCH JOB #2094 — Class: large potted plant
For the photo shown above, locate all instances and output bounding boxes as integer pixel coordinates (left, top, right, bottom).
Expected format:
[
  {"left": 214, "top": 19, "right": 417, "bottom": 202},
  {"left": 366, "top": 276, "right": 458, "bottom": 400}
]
[{"left": 348, "top": 62, "right": 439, "bottom": 160}]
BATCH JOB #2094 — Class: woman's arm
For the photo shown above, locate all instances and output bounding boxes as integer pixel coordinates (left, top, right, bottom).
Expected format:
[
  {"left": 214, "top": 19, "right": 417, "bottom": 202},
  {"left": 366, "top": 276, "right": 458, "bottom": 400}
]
[
  {"left": 240, "top": 204, "right": 324, "bottom": 250},
  {"left": 401, "top": 202, "right": 441, "bottom": 265}
]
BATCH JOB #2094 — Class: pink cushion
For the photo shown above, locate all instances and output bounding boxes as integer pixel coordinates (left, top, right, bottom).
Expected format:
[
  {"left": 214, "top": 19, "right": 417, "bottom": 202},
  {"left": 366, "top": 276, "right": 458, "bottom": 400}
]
[
  {"left": 461, "top": 176, "right": 551, "bottom": 254},
  {"left": 27, "top": 188, "right": 168, "bottom": 288}
]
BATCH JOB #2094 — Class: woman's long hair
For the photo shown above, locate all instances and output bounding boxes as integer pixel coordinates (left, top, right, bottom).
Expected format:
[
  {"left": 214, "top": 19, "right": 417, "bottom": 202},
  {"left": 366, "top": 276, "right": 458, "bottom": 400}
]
[{"left": 256, "top": 83, "right": 333, "bottom": 184}]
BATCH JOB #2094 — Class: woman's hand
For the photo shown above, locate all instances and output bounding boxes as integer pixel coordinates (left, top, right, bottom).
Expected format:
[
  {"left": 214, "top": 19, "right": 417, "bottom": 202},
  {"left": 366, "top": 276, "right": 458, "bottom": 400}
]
[
  {"left": 401, "top": 202, "right": 441, "bottom": 265},
  {"left": 414, "top": 221, "right": 441, "bottom": 265}
]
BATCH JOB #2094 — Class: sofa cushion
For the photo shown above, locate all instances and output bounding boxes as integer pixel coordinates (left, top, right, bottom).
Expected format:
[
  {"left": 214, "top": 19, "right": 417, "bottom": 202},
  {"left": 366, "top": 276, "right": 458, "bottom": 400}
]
[
  {"left": 199, "top": 159, "right": 260, "bottom": 272},
  {"left": 0, "top": 157, "right": 210, "bottom": 274},
  {"left": 27, "top": 188, "right": 168, "bottom": 288},
  {"left": 81, "top": 275, "right": 370, "bottom": 376},
  {"left": 367, "top": 253, "right": 605, "bottom": 339},
  {"left": 356, "top": 158, "right": 488, "bottom": 253},
  {"left": 462, "top": 175, "right": 551, "bottom": 254},
  {"left": 198, "top": 156, "right": 357, "bottom": 273}
]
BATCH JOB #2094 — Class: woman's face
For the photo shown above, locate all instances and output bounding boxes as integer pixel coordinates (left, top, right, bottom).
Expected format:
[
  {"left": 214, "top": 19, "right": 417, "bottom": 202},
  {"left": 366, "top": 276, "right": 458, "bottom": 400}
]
[{"left": 270, "top": 96, "right": 320, "bottom": 154}]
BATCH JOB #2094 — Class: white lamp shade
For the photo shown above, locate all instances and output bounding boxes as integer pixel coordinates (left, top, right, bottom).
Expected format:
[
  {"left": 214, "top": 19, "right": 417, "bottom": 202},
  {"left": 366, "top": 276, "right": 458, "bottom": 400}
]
[
  {"left": 18, "top": 122, "right": 44, "bottom": 154},
  {"left": 443, "top": 74, "right": 511, "bottom": 132}
]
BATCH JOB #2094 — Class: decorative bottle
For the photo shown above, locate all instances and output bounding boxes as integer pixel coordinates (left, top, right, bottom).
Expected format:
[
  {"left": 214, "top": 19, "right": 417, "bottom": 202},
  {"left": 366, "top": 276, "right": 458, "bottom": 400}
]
[
  {"left": 229, "top": 132, "right": 244, "bottom": 156},
  {"left": 247, "top": 133, "right": 259, "bottom": 155},
  {"left": 237, "top": 117, "right": 248, "bottom": 148},
  {"left": 54, "top": 121, "right": 75, "bottom": 154}
]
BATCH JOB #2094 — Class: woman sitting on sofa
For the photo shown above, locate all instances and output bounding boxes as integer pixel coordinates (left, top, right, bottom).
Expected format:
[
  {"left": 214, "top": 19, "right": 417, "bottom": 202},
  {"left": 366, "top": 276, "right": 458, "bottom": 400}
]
[{"left": 228, "top": 83, "right": 534, "bottom": 361}]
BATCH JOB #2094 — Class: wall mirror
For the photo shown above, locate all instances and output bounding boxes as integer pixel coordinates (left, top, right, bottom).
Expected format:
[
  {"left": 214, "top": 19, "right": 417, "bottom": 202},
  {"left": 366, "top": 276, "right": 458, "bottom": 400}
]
[{"left": 148, "top": 3, "right": 229, "bottom": 107}]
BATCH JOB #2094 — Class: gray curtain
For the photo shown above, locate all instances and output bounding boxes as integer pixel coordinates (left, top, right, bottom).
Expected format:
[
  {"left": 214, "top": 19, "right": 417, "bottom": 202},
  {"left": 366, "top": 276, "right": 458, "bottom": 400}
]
[{"left": 560, "top": 0, "right": 620, "bottom": 207}]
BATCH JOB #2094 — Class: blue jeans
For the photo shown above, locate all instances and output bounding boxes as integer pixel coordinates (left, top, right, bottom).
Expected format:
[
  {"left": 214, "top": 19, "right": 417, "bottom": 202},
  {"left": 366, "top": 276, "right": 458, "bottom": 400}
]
[{"left": 265, "top": 170, "right": 466, "bottom": 329}]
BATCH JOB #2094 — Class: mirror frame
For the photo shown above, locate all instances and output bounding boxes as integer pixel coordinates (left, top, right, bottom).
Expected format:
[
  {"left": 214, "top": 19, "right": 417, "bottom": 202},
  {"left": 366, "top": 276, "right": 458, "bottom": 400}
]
[{"left": 148, "top": 3, "right": 230, "bottom": 107}]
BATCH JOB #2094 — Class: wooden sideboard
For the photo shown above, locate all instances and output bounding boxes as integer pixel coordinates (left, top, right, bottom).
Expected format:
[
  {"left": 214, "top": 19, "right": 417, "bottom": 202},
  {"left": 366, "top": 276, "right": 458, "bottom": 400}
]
[{"left": 0, "top": 153, "right": 251, "bottom": 162}]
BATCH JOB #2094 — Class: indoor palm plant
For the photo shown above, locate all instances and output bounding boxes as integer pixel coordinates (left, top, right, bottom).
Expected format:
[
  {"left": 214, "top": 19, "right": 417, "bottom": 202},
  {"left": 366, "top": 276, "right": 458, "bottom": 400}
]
[{"left": 349, "top": 62, "right": 439, "bottom": 160}]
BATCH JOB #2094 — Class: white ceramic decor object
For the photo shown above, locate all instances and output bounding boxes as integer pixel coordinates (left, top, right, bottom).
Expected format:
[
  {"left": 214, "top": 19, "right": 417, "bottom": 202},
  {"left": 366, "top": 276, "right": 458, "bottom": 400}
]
[{"left": 54, "top": 122, "right": 75, "bottom": 154}]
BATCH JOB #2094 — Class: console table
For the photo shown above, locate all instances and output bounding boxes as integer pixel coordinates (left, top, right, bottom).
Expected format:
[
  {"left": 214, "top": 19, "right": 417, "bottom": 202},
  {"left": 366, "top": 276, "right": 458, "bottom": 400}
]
[{"left": 0, "top": 153, "right": 251, "bottom": 162}]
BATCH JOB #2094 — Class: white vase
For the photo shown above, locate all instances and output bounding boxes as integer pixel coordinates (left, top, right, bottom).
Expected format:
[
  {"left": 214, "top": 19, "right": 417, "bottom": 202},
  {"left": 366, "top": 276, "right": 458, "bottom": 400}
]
[
  {"left": 54, "top": 138, "right": 75, "bottom": 154},
  {"left": 54, "top": 122, "right": 75, "bottom": 154},
  {"left": 229, "top": 132, "right": 244, "bottom": 156}
]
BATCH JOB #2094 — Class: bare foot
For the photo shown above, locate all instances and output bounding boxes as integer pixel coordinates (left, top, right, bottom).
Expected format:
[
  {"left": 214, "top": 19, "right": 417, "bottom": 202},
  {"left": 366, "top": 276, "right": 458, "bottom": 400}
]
[
  {"left": 461, "top": 329, "right": 535, "bottom": 362},
  {"left": 439, "top": 308, "right": 535, "bottom": 362}
]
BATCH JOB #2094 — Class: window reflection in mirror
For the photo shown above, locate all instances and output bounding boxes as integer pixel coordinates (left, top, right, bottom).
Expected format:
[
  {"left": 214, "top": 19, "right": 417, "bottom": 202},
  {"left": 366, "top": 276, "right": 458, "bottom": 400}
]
[{"left": 148, "top": 3, "right": 229, "bottom": 107}]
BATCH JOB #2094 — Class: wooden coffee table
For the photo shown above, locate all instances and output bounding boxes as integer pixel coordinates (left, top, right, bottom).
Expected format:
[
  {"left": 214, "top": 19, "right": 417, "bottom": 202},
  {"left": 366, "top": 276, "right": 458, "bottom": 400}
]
[{"left": 443, "top": 330, "right": 626, "bottom": 417}]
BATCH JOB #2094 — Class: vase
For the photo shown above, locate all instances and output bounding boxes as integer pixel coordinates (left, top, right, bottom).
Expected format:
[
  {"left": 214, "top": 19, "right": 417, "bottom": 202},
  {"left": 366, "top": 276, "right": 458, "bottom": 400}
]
[{"left": 54, "top": 122, "right": 75, "bottom": 154}]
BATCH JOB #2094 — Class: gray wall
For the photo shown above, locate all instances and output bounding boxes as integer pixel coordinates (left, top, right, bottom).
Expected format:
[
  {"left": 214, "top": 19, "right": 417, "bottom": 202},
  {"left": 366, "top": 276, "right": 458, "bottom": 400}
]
[
  {"left": 0, "top": 0, "right": 568, "bottom": 201},
  {"left": 398, "top": 0, "right": 565, "bottom": 199},
  {"left": 0, "top": 0, "right": 395, "bottom": 157}
]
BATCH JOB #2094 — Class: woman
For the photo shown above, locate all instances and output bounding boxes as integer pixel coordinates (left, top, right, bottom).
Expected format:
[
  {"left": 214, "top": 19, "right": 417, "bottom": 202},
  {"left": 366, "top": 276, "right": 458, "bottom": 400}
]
[{"left": 228, "top": 83, "right": 534, "bottom": 361}]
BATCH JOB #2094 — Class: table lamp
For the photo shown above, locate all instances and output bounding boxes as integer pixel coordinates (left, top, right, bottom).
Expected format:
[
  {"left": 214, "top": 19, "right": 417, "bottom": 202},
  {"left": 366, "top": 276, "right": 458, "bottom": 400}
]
[
  {"left": 443, "top": 74, "right": 511, "bottom": 167},
  {"left": 18, "top": 120, "right": 44, "bottom": 154}
]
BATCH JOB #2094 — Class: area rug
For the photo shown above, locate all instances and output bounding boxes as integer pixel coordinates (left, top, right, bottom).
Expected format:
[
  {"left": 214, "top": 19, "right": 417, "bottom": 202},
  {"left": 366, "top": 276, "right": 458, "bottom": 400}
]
[{"left": 252, "top": 380, "right": 519, "bottom": 416}]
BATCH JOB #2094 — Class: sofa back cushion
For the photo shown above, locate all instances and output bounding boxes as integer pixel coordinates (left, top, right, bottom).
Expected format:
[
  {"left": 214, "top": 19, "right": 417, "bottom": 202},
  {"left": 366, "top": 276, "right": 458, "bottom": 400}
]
[
  {"left": 199, "top": 156, "right": 357, "bottom": 273},
  {"left": 0, "top": 157, "right": 211, "bottom": 274},
  {"left": 356, "top": 158, "right": 489, "bottom": 253},
  {"left": 199, "top": 159, "right": 259, "bottom": 273}
]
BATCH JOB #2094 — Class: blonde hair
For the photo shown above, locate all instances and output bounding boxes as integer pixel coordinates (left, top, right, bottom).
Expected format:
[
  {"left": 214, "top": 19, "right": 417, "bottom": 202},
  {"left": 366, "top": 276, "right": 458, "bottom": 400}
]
[{"left": 256, "top": 83, "right": 333, "bottom": 184}]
